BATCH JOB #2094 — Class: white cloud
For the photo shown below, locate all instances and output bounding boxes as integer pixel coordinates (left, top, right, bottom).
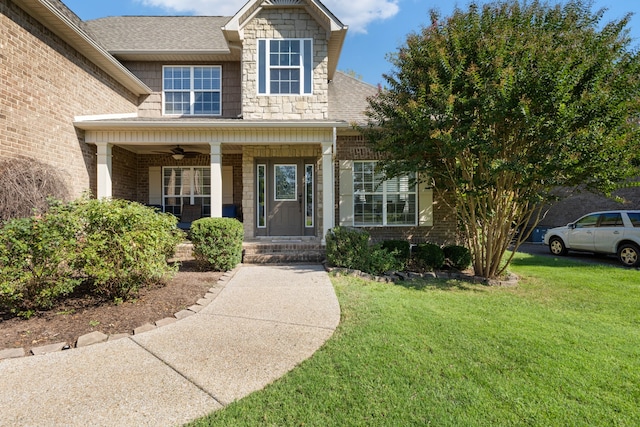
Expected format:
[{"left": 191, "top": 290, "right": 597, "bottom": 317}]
[{"left": 137, "top": 0, "right": 399, "bottom": 34}]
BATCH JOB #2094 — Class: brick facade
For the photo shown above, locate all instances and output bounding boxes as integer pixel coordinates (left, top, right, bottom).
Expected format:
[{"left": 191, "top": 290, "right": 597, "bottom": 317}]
[
  {"left": 0, "top": 0, "right": 139, "bottom": 198},
  {"left": 241, "top": 8, "right": 329, "bottom": 120},
  {"left": 335, "top": 134, "right": 459, "bottom": 245}
]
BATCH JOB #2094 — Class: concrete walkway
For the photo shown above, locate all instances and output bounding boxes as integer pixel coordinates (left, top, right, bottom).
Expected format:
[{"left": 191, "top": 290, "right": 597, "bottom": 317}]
[{"left": 0, "top": 264, "right": 340, "bottom": 427}]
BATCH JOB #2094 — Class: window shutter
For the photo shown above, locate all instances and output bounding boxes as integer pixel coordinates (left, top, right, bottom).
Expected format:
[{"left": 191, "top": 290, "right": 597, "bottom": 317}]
[
  {"left": 338, "top": 160, "right": 354, "bottom": 226},
  {"left": 303, "top": 39, "right": 312, "bottom": 94},
  {"left": 258, "top": 40, "right": 266, "bottom": 94},
  {"left": 149, "top": 166, "right": 162, "bottom": 205},
  {"left": 418, "top": 175, "right": 433, "bottom": 227}
]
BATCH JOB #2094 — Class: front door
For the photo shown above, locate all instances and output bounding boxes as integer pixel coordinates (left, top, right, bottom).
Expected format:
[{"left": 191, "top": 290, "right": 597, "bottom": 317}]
[
  {"left": 256, "top": 158, "right": 315, "bottom": 237},
  {"left": 270, "top": 161, "right": 303, "bottom": 235}
]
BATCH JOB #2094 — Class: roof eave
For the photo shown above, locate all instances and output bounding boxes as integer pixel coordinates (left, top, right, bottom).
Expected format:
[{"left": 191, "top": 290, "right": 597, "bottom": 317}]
[
  {"left": 13, "top": 0, "right": 152, "bottom": 96},
  {"left": 73, "top": 119, "right": 351, "bottom": 131}
]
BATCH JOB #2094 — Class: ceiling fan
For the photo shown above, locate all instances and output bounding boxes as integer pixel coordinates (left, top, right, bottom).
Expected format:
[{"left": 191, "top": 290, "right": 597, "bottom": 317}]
[{"left": 154, "top": 145, "right": 200, "bottom": 160}]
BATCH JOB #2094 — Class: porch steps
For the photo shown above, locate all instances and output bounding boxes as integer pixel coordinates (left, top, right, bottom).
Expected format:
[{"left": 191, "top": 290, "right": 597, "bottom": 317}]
[
  {"left": 168, "top": 239, "right": 326, "bottom": 264},
  {"left": 242, "top": 238, "right": 325, "bottom": 264}
]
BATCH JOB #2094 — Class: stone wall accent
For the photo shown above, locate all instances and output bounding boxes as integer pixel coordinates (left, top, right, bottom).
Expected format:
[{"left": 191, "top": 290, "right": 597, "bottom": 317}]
[
  {"left": 241, "top": 8, "right": 329, "bottom": 120},
  {"left": 0, "top": 1, "right": 139, "bottom": 198},
  {"left": 123, "top": 61, "right": 242, "bottom": 118},
  {"left": 241, "top": 144, "right": 322, "bottom": 238},
  {"left": 335, "top": 134, "right": 459, "bottom": 245}
]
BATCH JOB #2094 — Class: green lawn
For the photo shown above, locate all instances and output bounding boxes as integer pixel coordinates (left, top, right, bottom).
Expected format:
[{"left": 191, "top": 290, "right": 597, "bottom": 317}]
[{"left": 188, "top": 253, "right": 640, "bottom": 426}]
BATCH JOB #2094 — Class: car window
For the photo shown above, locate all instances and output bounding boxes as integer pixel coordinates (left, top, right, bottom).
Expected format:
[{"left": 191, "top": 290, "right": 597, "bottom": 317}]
[
  {"left": 574, "top": 214, "right": 599, "bottom": 228},
  {"left": 627, "top": 212, "right": 640, "bottom": 227},
  {"left": 598, "top": 212, "right": 623, "bottom": 227}
]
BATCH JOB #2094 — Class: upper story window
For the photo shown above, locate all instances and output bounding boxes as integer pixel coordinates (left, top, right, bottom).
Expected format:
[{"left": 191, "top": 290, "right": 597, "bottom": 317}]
[
  {"left": 258, "top": 39, "right": 313, "bottom": 95},
  {"left": 163, "top": 66, "right": 221, "bottom": 116}
]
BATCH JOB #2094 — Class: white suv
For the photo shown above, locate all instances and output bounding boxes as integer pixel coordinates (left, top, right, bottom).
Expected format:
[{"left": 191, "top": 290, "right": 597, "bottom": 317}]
[{"left": 543, "top": 210, "right": 640, "bottom": 267}]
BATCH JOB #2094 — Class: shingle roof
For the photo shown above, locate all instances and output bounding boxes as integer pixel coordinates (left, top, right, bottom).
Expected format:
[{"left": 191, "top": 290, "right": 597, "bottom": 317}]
[
  {"left": 328, "top": 71, "right": 379, "bottom": 124},
  {"left": 85, "top": 16, "right": 232, "bottom": 53}
]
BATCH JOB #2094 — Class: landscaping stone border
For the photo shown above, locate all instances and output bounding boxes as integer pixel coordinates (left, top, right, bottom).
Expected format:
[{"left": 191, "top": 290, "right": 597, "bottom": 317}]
[
  {"left": 323, "top": 262, "right": 519, "bottom": 287},
  {"left": 0, "top": 267, "right": 240, "bottom": 361}
]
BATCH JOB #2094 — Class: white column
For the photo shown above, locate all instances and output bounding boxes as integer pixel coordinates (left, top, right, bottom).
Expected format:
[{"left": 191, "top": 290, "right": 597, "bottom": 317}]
[
  {"left": 96, "top": 142, "right": 113, "bottom": 199},
  {"left": 210, "top": 142, "right": 222, "bottom": 217},
  {"left": 321, "top": 140, "right": 335, "bottom": 244}
]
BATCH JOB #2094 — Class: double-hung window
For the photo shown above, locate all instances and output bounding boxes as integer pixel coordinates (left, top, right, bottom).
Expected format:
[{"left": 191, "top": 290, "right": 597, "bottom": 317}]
[
  {"left": 353, "top": 161, "right": 417, "bottom": 226},
  {"left": 163, "top": 66, "right": 221, "bottom": 115},
  {"left": 258, "top": 39, "right": 313, "bottom": 95}
]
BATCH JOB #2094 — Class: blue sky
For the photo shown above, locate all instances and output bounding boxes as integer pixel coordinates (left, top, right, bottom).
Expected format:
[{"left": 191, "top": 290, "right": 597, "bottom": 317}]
[{"left": 62, "top": 0, "right": 640, "bottom": 87}]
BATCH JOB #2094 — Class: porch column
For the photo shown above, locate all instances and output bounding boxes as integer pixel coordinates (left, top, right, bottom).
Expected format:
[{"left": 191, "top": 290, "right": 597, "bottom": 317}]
[
  {"left": 210, "top": 141, "right": 222, "bottom": 217},
  {"left": 321, "top": 140, "right": 335, "bottom": 244},
  {"left": 95, "top": 142, "right": 112, "bottom": 199}
]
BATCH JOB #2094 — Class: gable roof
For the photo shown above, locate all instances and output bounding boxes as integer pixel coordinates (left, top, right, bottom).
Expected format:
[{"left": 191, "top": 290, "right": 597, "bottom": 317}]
[
  {"left": 13, "top": 0, "right": 151, "bottom": 95},
  {"left": 85, "top": 16, "right": 238, "bottom": 62},
  {"left": 328, "top": 72, "right": 378, "bottom": 125},
  {"left": 222, "top": 0, "right": 348, "bottom": 80}
]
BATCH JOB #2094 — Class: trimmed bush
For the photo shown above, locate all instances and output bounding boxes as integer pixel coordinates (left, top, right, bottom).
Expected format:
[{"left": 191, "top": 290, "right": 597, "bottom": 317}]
[
  {"left": 190, "top": 217, "right": 244, "bottom": 271},
  {"left": 0, "top": 197, "right": 184, "bottom": 316},
  {"left": 325, "top": 227, "right": 370, "bottom": 270},
  {"left": 381, "top": 240, "right": 411, "bottom": 269},
  {"left": 326, "top": 228, "right": 403, "bottom": 275},
  {"left": 0, "top": 206, "right": 83, "bottom": 317},
  {"left": 367, "top": 244, "right": 404, "bottom": 275},
  {"left": 413, "top": 243, "right": 445, "bottom": 270},
  {"left": 76, "top": 198, "right": 184, "bottom": 299},
  {"left": 443, "top": 245, "right": 472, "bottom": 270}
]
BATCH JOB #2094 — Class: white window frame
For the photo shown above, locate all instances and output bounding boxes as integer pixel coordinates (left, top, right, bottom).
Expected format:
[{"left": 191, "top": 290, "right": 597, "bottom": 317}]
[
  {"left": 162, "top": 66, "right": 222, "bottom": 116},
  {"left": 352, "top": 161, "right": 417, "bottom": 227},
  {"left": 162, "top": 166, "right": 211, "bottom": 216},
  {"left": 257, "top": 38, "right": 313, "bottom": 96}
]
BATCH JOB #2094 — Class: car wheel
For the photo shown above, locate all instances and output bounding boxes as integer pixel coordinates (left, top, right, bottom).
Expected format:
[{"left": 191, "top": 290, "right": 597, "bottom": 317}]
[
  {"left": 617, "top": 243, "right": 640, "bottom": 267},
  {"left": 549, "top": 237, "right": 568, "bottom": 256}
]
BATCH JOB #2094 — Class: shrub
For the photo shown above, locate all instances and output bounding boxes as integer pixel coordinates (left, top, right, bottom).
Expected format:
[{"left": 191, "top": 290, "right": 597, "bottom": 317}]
[
  {"left": 367, "top": 244, "right": 404, "bottom": 275},
  {"left": 190, "top": 217, "right": 244, "bottom": 271},
  {"left": 413, "top": 243, "right": 445, "bottom": 270},
  {"left": 0, "top": 204, "right": 83, "bottom": 317},
  {"left": 325, "top": 227, "right": 370, "bottom": 270},
  {"left": 0, "top": 158, "right": 70, "bottom": 222},
  {"left": 443, "top": 245, "right": 472, "bottom": 270},
  {"left": 381, "top": 240, "right": 411, "bottom": 269},
  {"left": 76, "top": 198, "right": 184, "bottom": 299}
]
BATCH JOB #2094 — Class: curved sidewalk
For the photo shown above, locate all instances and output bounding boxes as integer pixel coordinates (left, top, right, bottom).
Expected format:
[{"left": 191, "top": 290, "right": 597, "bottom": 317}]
[{"left": 0, "top": 264, "right": 340, "bottom": 427}]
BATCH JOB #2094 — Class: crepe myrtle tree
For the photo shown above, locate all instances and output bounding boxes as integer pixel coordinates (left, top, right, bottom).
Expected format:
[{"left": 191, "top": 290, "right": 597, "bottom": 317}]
[{"left": 363, "top": 0, "right": 640, "bottom": 279}]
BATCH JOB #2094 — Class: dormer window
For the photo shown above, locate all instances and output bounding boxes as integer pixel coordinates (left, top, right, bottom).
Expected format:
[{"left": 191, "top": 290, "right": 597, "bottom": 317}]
[
  {"left": 258, "top": 39, "right": 313, "bottom": 95},
  {"left": 163, "top": 66, "right": 222, "bottom": 116}
]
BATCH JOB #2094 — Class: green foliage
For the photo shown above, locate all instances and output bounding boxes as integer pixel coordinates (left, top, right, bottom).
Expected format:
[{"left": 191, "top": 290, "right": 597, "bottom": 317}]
[
  {"left": 190, "top": 218, "right": 244, "bottom": 271},
  {"left": 325, "top": 226, "right": 371, "bottom": 270},
  {"left": 443, "top": 245, "right": 472, "bottom": 270},
  {"left": 381, "top": 240, "right": 411, "bottom": 270},
  {"left": 413, "top": 243, "right": 445, "bottom": 270},
  {"left": 75, "top": 198, "right": 183, "bottom": 299},
  {"left": 326, "top": 228, "right": 405, "bottom": 275},
  {"left": 364, "top": 0, "right": 640, "bottom": 278},
  {"left": 0, "top": 197, "right": 183, "bottom": 316},
  {"left": 0, "top": 207, "right": 82, "bottom": 317}
]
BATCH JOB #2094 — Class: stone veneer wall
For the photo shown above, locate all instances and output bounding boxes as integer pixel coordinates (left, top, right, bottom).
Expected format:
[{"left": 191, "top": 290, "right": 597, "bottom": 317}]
[
  {"left": 335, "top": 134, "right": 459, "bottom": 245},
  {"left": 123, "top": 61, "right": 242, "bottom": 119},
  {"left": 242, "top": 144, "right": 322, "bottom": 238},
  {"left": 241, "top": 8, "right": 329, "bottom": 120},
  {"left": 1, "top": 1, "right": 139, "bottom": 198}
]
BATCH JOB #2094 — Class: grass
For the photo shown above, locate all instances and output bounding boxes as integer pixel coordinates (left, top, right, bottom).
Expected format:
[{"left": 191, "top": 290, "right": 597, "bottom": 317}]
[{"left": 188, "top": 253, "right": 640, "bottom": 426}]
